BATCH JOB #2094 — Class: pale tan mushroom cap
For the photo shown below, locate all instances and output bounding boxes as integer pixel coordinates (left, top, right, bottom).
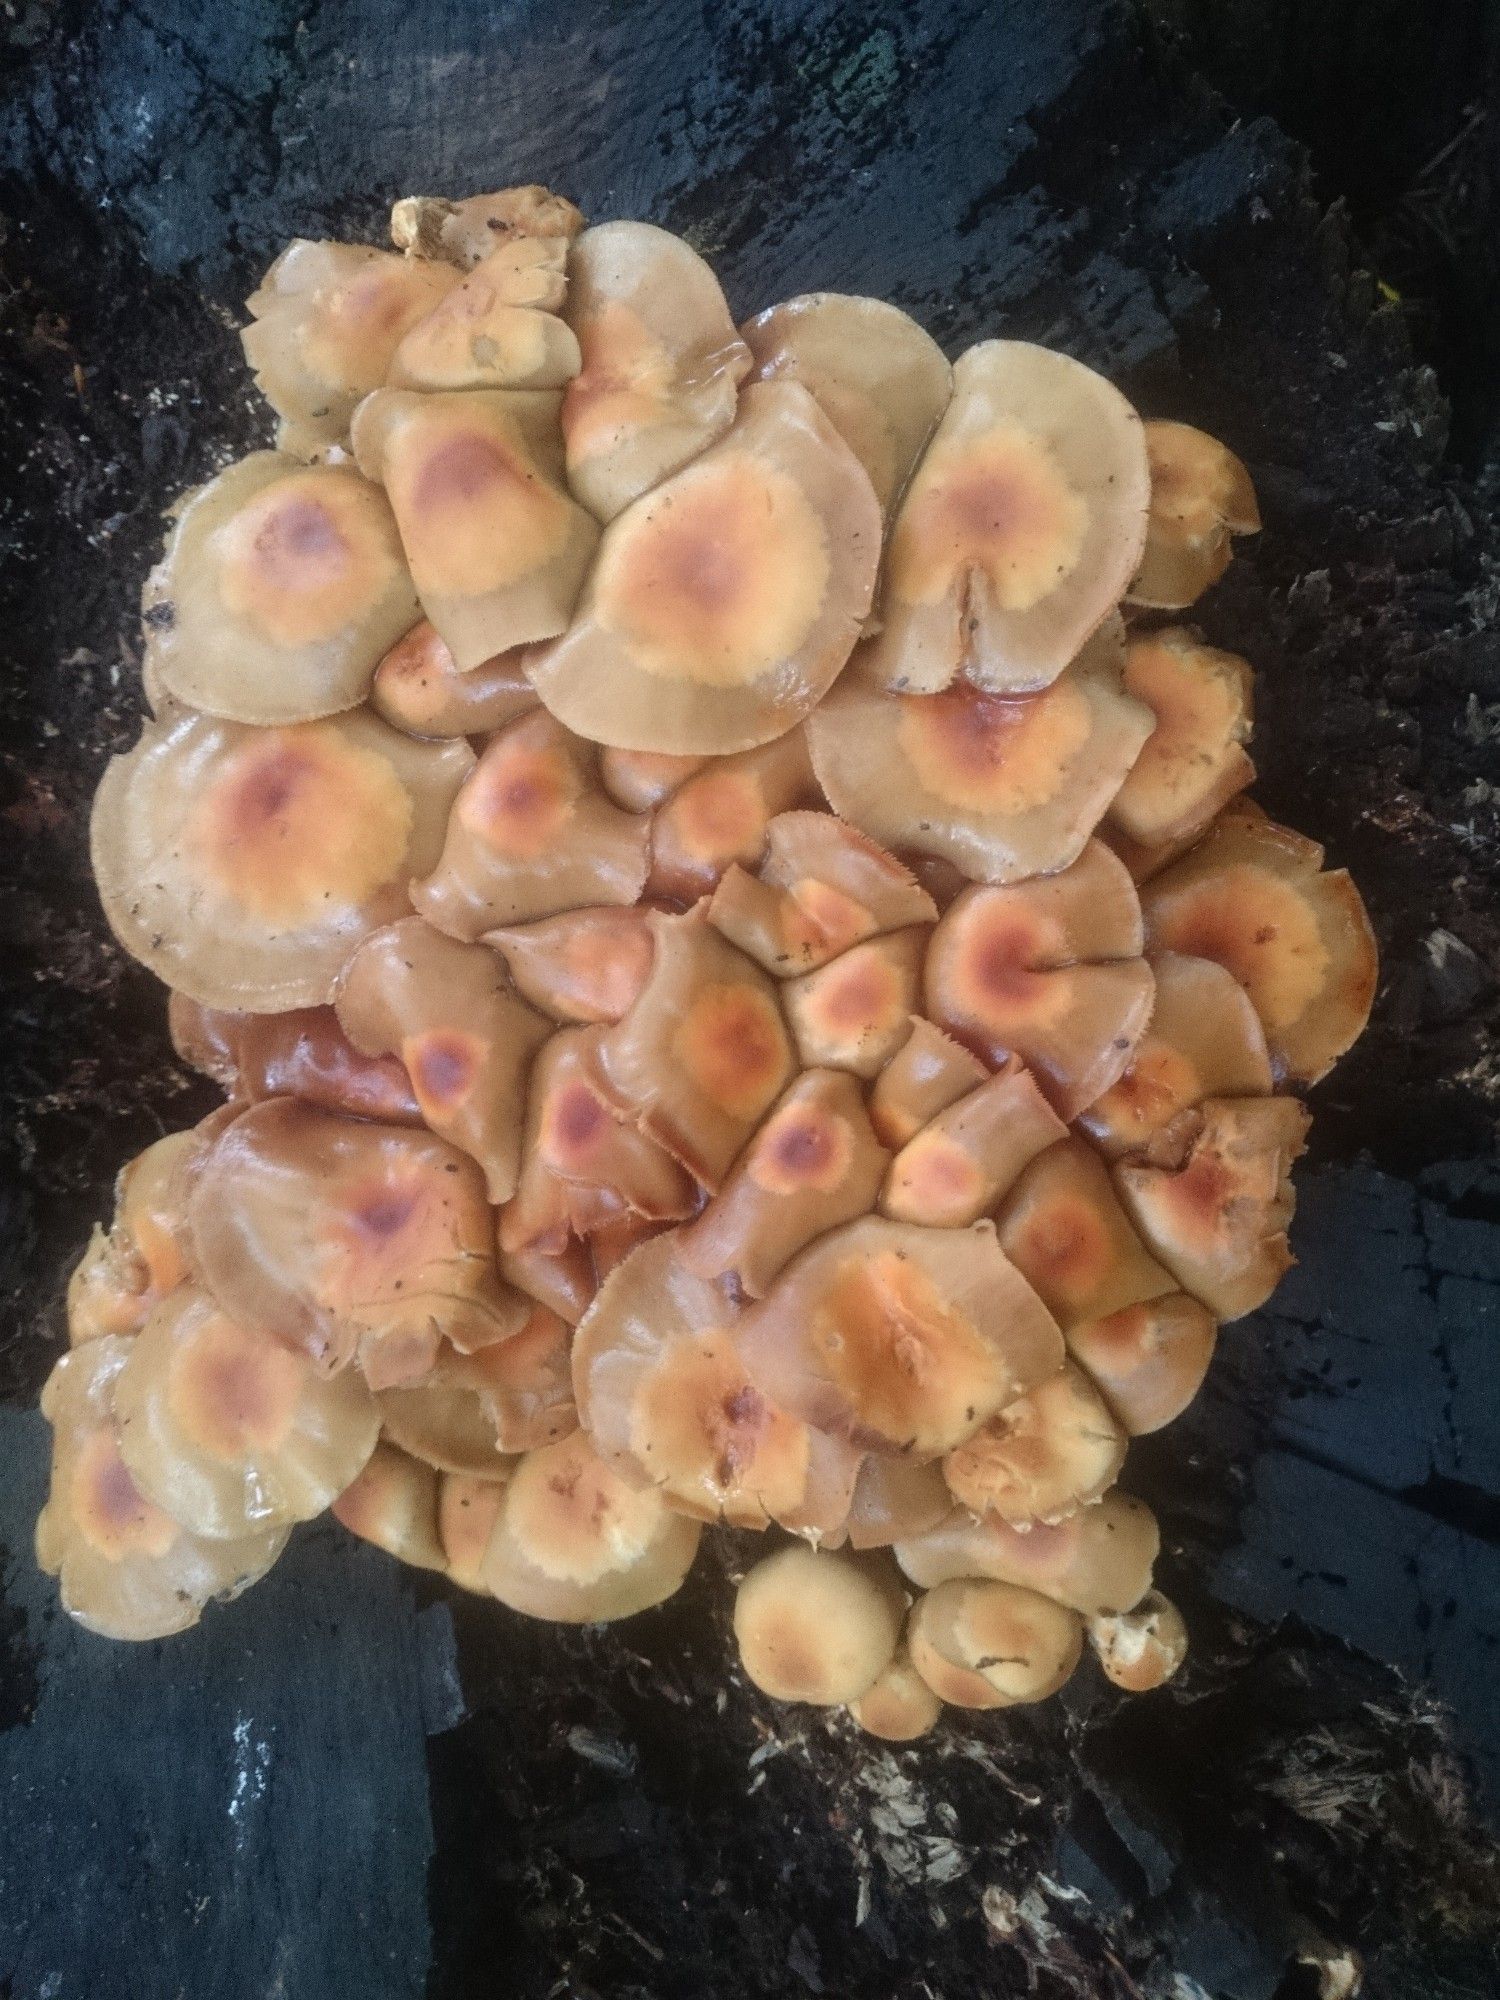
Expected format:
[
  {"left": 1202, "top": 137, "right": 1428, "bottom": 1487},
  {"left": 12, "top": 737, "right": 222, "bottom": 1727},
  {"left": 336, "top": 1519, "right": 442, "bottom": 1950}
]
[
  {"left": 1066, "top": 1292, "right": 1218, "bottom": 1436},
  {"left": 941, "top": 1359, "right": 1125, "bottom": 1526},
  {"left": 66, "top": 1131, "right": 201, "bottom": 1346},
  {"left": 486, "top": 906, "right": 656, "bottom": 1025},
  {"left": 647, "top": 731, "right": 818, "bottom": 904},
  {"left": 1108, "top": 629, "right": 1255, "bottom": 848},
  {"left": 390, "top": 186, "right": 585, "bottom": 267},
  {"left": 733, "top": 1544, "right": 902, "bottom": 1704},
  {"left": 331, "top": 1440, "right": 448, "bottom": 1571},
  {"left": 1087, "top": 1588, "right": 1189, "bottom": 1691},
  {"left": 783, "top": 926, "right": 929, "bottom": 1079},
  {"left": 995, "top": 1136, "right": 1176, "bottom": 1330},
  {"left": 849, "top": 1646, "right": 945, "bottom": 1739},
  {"left": 387, "top": 237, "right": 582, "bottom": 393},
  {"left": 169, "top": 993, "right": 424, "bottom": 1125},
  {"left": 437, "top": 1470, "right": 512, "bottom": 1590},
  {"left": 867, "top": 1018, "right": 987, "bottom": 1148},
  {"left": 370, "top": 620, "right": 537, "bottom": 739},
  {"left": 379, "top": 1301, "right": 575, "bottom": 1471},
  {"left": 1129, "top": 421, "right": 1260, "bottom": 610},
  {"left": 907, "top": 1578, "right": 1083, "bottom": 1709},
  {"left": 895, "top": 1487, "right": 1159, "bottom": 1617},
  {"left": 880, "top": 1058, "right": 1066, "bottom": 1227}
]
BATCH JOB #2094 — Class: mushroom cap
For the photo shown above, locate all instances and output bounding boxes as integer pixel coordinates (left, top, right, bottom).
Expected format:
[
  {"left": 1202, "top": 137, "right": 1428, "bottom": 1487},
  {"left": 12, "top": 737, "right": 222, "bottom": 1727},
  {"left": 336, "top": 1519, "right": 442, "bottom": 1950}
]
[
  {"left": 740, "top": 292, "right": 953, "bottom": 514},
  {"left": 1107, "top": 629, "right": 1255, "bottom": 848},
  {"left": 598, "top": 746, "right": 710, "bottom": 812},
  {"left": 66, "top": 1131, "right": 200, "bottom": 1345},
  {"left": 941, "top": 1360, "right": 1126, "bottom": 1526},
  {"left": 1065, "top": 1292, "right": 1218, "bottom": 1437},
  {"left": 499, "top": 1234, "right": 598, "bottom": 1327},
  {"left": 330, "top": 1440, "right": 447, "bottom": 1571},
  {"left": 479, "top": 1428, "right": 702, "bottom": 1621},
  {"left": 1086, "top": 1588, "right": 1189, "bottom": 1692},
  {"left": 387, "top": 237, "right": 582, "bottom": 392},
  {"left": 842, "top": 1455, "right": 952, "bottom": 1551},
  {"left": 114, "top": 1283, "right": 379, "bottom": 1538},
  {"left": 1128, "top": 421, "right": 1260, "bottom": 610},
  {"left": 783, "top": 925, "right": 930, "bottom": 1079},
  {"left": 735, "top": 1215, "right": 1065, "bottom": 1459},
  {"left": 708, "top": 823, "right": 934, "bottom": 979},
  {"left": 437, "top": 1470, "right": 512, "bottom": 1591},
  {"left": 560, "top": 220, "right": 752, "bottom": 521},
  {"left": 861, "top": 341, "right": 1150, "bottom": 695},
  {"left": 370, "top": 620, "right": 537, "bottom": 738},
  {"left": 646, "top": 731, "right": 818, "bottom": 904},
  {"left": 412, "top": 708, "right": 651, "bottom": 940},
  {"left": 169, "top": 994, "right": 423, "bottom": 1125},
  {"left": 335, "top": 916, "right": 551, "bottom": 1202},
  {"left": 733, "top": 1545, "right": 903, "bottom": 1704},
  {"left": 38, "top": 1337, "right": 288, "bottom": 1640},
  {"left": 92, "top": 707, "right": 472, "bottom": 1011},
  {"left": 808, "top": 616, "right": 1155, "bottom": 883},
  {"left": 907, "top": 1579, "right": 1083, "bottom": 1709},
  {"left": 528, "top": 381, "right": 882, "bottom": 755},
  {"left": 848, "top": 1647, "right": 944, "bottom": 1740},
  {"left": 189, "top": 1099, "right": 525, "bottom": 1382},
  {"left": 350, "top": 386, "right": 599, "bottom": 670},
  {"left": 390, "top": 186, "right": 585, "bottom": 267},
  {"left": 379, "top": 1300, "right": 576, "bottom": 1470},
  {"left": 880, "top": 1058, "right": 1068, "bottom": 1227},
  {"left": 867, "top": 1017, "right": 988, "bottom": 1148},
  {"left": 994, "top": 1136, "right": 1176, "bottom": 1331},
  {"left": 485, "top": 906, "right": 656, "bottom": 1024},
  {"left": 894, "top": 1487, "right": 1159, "bottom": 1617}
]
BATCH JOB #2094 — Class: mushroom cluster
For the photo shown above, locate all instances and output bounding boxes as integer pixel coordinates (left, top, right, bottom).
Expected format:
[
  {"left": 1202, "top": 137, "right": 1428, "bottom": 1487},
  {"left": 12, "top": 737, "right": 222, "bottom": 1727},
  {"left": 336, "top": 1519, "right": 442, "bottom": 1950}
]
[{"left": 45, "top": 188, "right": 1377, "bottom": 1739}]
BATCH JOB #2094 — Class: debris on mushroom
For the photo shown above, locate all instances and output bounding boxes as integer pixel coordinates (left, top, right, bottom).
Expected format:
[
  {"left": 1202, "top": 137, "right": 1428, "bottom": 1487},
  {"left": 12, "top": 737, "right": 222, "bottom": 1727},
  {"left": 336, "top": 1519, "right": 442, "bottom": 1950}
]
[
  {"left": 66, "top": 1131, "right": 201, "bottom": 1345},
  {"left": 1065, "top": 1293, "right": 1218, "bottom": 1436},
  {"left": 560, "top": 220, "right": 752, "bottom": 521},
  {"left": 386, "top": 236, "right": 581, "bottom": 392},
  {"left": 390, "top": 186, "right": 585, "bottom": 267},
  {"left": 842, "top": 1455, "right": 952, "bottom": 1551},
  {"left": 848, "top": 1646, "right": 944, "bottom": 1740},
  {"left": 378, "top": 1300, "right": 576, "bottom": 1471},
  {"left": 1107, "top": 629, "right": 1255, "bottom": 848},
  {"left": 941, "top": 1360, "right": 1126, "bottom": 1526},
  {"left": 860, "top": 341, "right": 1150, "bottom": 695},
  {"left": 880, "top": 1058, "right": 1067, "bottom": 1226},
  {"left": 995, "top": 1136, "right": 1176, "bottom": 1331},
  {"left": 529, "top": 381, "right": 881, "bottom": 754},
  {"left": 170, "top": 994, "right": 423, "bottom": 1125},
  {"left": 868, "top": 1018, "right": 988, "bottom": 1148},
  {"left": 733, "top": 1544, "right": 903, "bottom": 1704},
  {"left": 783, "top": 926, "right": 929, "bottom": 1078},
  {"left": 908, "top": 1578, "right": 1084, "bottom": 1709},
  {"left": 331, "top": 1440, "right": 447, "bottom": 1571},
  {"left": 1128, "top": 422, "right": 1260, "bottom": 610},
  {"left": 92, "top": 707, "right": 472, "bottom": 1011},
  {"left": 598, "top": 746, "right": 710, "bottom": 812},
  {"left": 646, "top": 731, "right": 819, "bottom": 904},
  {"left": 1087, "top": 1588, "right": 1189, "bottom": 1692},
  {"left": 437, "top": 1470, "right": 511, "bottom": 1591},
  {"left": 895, "top": 1488, "right": 1159, "bottom": 1618},
  {"left": 370, "top": 619, "right": 537, "bottom": 738}
]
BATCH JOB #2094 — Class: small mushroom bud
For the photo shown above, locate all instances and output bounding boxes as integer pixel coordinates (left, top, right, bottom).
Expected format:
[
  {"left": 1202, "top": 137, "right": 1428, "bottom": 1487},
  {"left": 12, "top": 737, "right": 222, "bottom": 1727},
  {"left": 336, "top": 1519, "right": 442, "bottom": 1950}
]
[
  {"left": 941, "top": 1361, "right": 1126, "bottom": 1527},
  {"left": 370, "top": 619, "right": 537, "bottom": 739},
  {"left": 390, "top": 186, "right": 585, "bottom": 268},
  {"left": 378, "top": 1301, "right": 576, "bottom": 1471},
  {"left": 66, "top": 1131, "right": 201, "bottom": 1345},
  {"left": 486, "top": 906, "right": 656, "bottom": 1025},
  {"left": 783, "top": 927, "right": 929, "bottom": 1078},
  {"left": 1128, "top": 422, "right": 1260, "bottom": 610},
  {"left": 599, "top": 746, "right": 709, "bottom": 812},
  {"left": 1107, "top": 630, "right": 1255, "bottom": 848},
  {"left": 331, "top": 1441, "right": 447, "bottom": 1572},
  {"left": 1087, "top": 1588, "right": 1189, "bottom": 1692},
  {"left": 848, "top": 1647, "right": 944, "bottom": 1741},
  {"left": 880, "top": 1059, "right": 1067, "bottom": 1227},
  {"left": 895, "top": 1488, "right": 1159, "bottom": 1618},
  {"left": 387, "top": 237, "right": 582, "bottom": 392},
  {"left": 646, "top": 731, "right": 819, "bottom": 904},
  {"left": 1065, "top": 1293, "right": 1218, "bottom": 1436},
  {"left": 733, "top": 1545, "right": 903, "bottom": 1704},
  {"left": 868, "top": 1018, "right": 988, "bottom": 1148},
  {"left": 995, "top": 1136, "right": 1176, "bottom": 1331},
  {"left": 437, "top": 1470, "right": 511, "bottom": 1591},
  {"left": 907, "top": 1579, "right": 1083, "bottom": 1709},
  {"left": 861, "top": 341, "right": 1150, "bottom": 695},
  {"left": 842, "top": 1455, "right": 952, "bottom": 1551},
  {"left": 169, "top": 994, "right": 423, "bottom": 1126}
]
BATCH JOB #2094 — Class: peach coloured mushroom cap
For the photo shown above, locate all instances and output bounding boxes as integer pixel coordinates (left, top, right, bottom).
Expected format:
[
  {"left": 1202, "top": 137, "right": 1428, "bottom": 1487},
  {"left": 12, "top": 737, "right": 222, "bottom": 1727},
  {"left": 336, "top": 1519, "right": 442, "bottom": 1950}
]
[
  {"left": 842, "top": 1455, "right": 952, "bottom": 1552},
  {"left": 646, "top": 731, "right": 818, "bottom": 904},
  {"left": 387, "top": 237, "right": 582, "bottom": 392},
  {"left": 169, "top": 993, "right": 423, "bottom": 1126},
  {"left": 1113, "top": 1095, "right": 1310, "bottom": 1321},
  {"left": 849, "top": 1647, "right": 944, "bottom": 1740},
  {"left": 529, "top": 381, "right": 882, "bottom": 755},
  {"left": 733, "top": 1545, "right": 903, "bottom": 1704},
  {"left": 437, "top": 1470, "right": 511, "bottom": 1591},
  {"left": 1065, "top": 1292, "right": 1218, "bottom": 1437},
  {"left": 486, "top": 906, "right": 656, "bottom": 1025},
  {"left": 1087, "top": 1588, "right": 1189, "bottom": 1692},
  {"left": 38, "top": 1337, "right": 288, "bottom": 1640},
  {"left": 861, "top": 341, "right": 1150, "bottom": 696},
  {"left": 995, "top": 1136, "right": 1176, "bottom": 1331},
  {"left": 479, "top": 1427, "right": 702, "bottom": 1621},
  {"left": 880, "top": 1058, "right": 1067, "bottom": 1227},
  {"left": 189, "top": 1100, "right": 526, "bottom": 1384},
  {"left": 808, "top": 616, "right": 1155, "bottom": 884},
  {"left": 67, "top": 1131, "right": 200, "bottom": 1346},
  {"left": 907, "top": 1579, "right": 1083, "bottom": 1709},
  {"left": 331, "top": 1440, "right": 447, "bottom": 1571},
  {"left": 370, "top": 620, "right": 538, "bottom": 739},
  {"left": 335, "top": 917, "right": 551, "bottom": 1202},
  {"left": 895, "top": 1488, "right": 1159, "bottom": 1618},
  {"left": 674, "top": 1069, "right": 889, "bottom": 1298},
  {"left": 941, "top": 1360, "right": 1126, "bottom": 1527},
  {"left": 114, "top": 1283, "right": 379, "bottom": 1538},
  {"left": 350, "top": 386, "right": 599, "bottom": 670},
  {"left": 735, "top": 1215, "right": 1065, "bottom": 1459},
  {"left": 598, "top": 746, "right": 710, "bottom": 812},
  {"left": 740, "top": 292, "right": 953, "bottom": 514},
  {"left": 499, "top": 1235, "right": 598, "bottom": 1328},
  {"left": 390, "top": 186, "right": 585, "bottom": 267},
  {"left": 91, "top": 707, "right": 472, "bottom": 1011},
  {"left": 1128, "top": 421, "right": 1260, "bottom": 610},
  {"left": 868, "top": 1018, "right": 988, "bottom": 1149},
  {"left": 1107, "top": 629, "right": 1255, "bottom": 848},
  {"left": 1140, "top": 810, "right": 1379, "bottom": 1086},
  {"left": 783, "top": 926, "right": 929, "bottom": 1079},
  {"left": 412, "top": 708, "right": 650, "bottom": 940},
  {"left": 379, "top": 1300, "right": 576, "bottom": 1471},
  {"left": 561, "top": 220, "right": 752, "bottom": 521}
]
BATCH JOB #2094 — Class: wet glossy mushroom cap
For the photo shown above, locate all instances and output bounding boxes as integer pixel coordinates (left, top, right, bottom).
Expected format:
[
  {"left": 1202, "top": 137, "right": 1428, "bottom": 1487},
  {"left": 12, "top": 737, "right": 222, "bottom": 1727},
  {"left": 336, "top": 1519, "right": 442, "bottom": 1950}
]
[
  {"left": 880, "top": 1059, "right": 1067, "bottom": 1227},
  {"left": 486, "top": 906, "right": 656, "bottom": 1024},
  {"left": 923, "top": 841, "right": 1154, "bottom": 1118},
  {"left": 907, "top": 1579, "right": 1083, "bottom": 1709},
  {"left": 387, "top": 237, "right": 581, "bottom": 392},
  {"left": 842, "top": 1455, "right": 952, "bottom": 1552},
  {"left": 529, "top": 381, "right": 881, "bottom": 755},
  {"left": 868, "top": 1018, "right": 988, "bottom": 1148},
  {"left": 437, "top": 1470, "right": 511, "bottom": 1591},
  {"left": 92, "top": 707, "right": 472, "bottom": 1011},
  {"left": 783, "top": 926, "right": 929, "bottom": 1078},
  {"left": 169, "top": 993, "right": 423, "bottom": 1125},
  {"left": 479, "top": 1427, "right": 702, "bottom": 1621},
  {"left": 1065, "top": 1292, "right": 1218, "bottom": 1436},
  {"left": 370, "top": 619, "right": 537, "bottom": 738},
  {"left": 242, "top": 240, "right": 459, "bottom": 457},
  {"left": 941, "top": 1360, "right": 1125, "bottom": 1526},
  {"left": 861, "top": 341, "right": 1150, "bottom": 695},
  {"left": 1087, "top": 1588, "right": 1189, "bottom": 1692},
  {"left": 895, "top": 1487, "right": 1159, "bottom": 1617},
  {"left": 412, "top": 708, "right": 651, "bottom": 940},
  {"left": 594, "top": 905, "right": 795, "bottom": 1188},
  {"left": 675, "top": 1069, "right": 889, "bottom": 1297},
  {"left": 598, "top": 746, "right": 709, "bottom": 812},
  {"left": 809, "top": 618, "right": 1154, "bottom": 883},
  {"left": 1108, "top": 630, "right": 1255, "bottom": 848},
  {"left": 995, "top": 1137, "right": 1176, "bottom": 1331},
  {"left": 736, "top": 1216, "right": 1065, "bottom": 1459},
  {"left": 38, "top": 1337, "right": 289, "bottom": 1640},
  {"left": 350, "top": 386, "right": 599, "bottom": 670},
  {"left": 189, "top": 1100, "right": 525, "bottom": 1384},
  {"left": 1139, "top": 810, "right": 1379, "bottom": 1085},
  {"left": 499, "top": 1234, "right": 598, "bottom": 1327},
  {"left": 733, "top": 1545, "right": 903, "bottom": 1704},
  {"left": 379, "top": 1300, "right": 576, "bottom": 1471},
  {"left": 330, "top": 1441, "right": 447, "bottom": 1571},
  {"left": 585, "top": 1213, "right": 677, "bottom": 1282},
  {"left": 560, "top": 220, "right": 751, "bottom": 521},
  {"left": 390, "top": 186, "right": 585, "bottom": 267},
  {"left": 1077, "top": 951, "right": 1273, "bottom": 1159},
  {"left": 1113, "top": 1095, "right": 1310, "bottom": 1321},
  {"left": 848, "top": 1647, "right": 944, "bottom": 1740},
  {"left": 740, "top": 292, "right": 953, "bottom": 514},
  {"left": 67, "top": 1131, "right": 200, "bottom": 1345},
  {"left": 1129, "top": 421, "right": 1260, "bottom": 610},
  {"left": 335, "top": 917, "right": 551, "bottom": 1202},
  {"left": 114, "top": 1284, "right": 379, "bottom": 1538},
  {"left": 646, "top": 732, "right": 818, "bottom": 904}
]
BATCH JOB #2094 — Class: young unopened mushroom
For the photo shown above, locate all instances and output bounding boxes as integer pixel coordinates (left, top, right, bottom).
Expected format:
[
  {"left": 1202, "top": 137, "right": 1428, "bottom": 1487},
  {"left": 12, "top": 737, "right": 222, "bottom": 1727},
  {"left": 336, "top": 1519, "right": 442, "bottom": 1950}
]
[
  {"left": 411, "top": 708, "right": 651, "bottom": 939},
  {"left": 868, "top": 1018, "right": 988, "bottom": 1148},
  {"left": 67, "top": 1131, "right": 200, "bottom": 1345},
  {"left": 528, "top": 381, "right": 881, "bottom": 754},
  {"left": 390, "top": 186, "right": 585, "bottom": 267},
  {"left": 740, "top": 293, "right": 952, "bottom": 514},
  {"left": 783, "top": 926, "right": 929, "bottom": 1078},
  {"left": 842, "top": 1455, "right": 952, "bottom": 1551},
  {"left": 386, "top": 236, "right": 581, "bottom": 392},
  {"left": 92, "top": 707, "right": 472, "bottom": 1011},
  {"left": 995, "top": 1137, "right": 1176, "bottom": 1331},
  {"left": 437, "top": 1470, "right": 511, "bottom": 1591},
  {"left": 330, "top": 1440, "right": 447, "bottom": 1571},
  {"left": 169, "top": 994, "right": 423, "bottom": 1125},
  {"left": 674, "top": 1069, "right": 889, "bottom": 1297},
  {"left": 335, "top": 917, "right": 551, "bottom": 1202},
  {"left": 598, "top": 746, "right": 709, "bottom": 812},
  {"left": 895, "top": 1488, "right": 1159, "bottom": 1618},
  {"left": 378, "top": 1300, "right": 576, "bottom": 1471},
  {"left": 861, "top": 341, "right": 1150, "bottom": 695},
  {"left": 907, "top": 1579, "right": 1083, "bottom": 1709},
  {"left": 143, "top": 454, "right": 420, "bottom": 724},
  {"left": 736, "top": 1216, "right": 1065, "bottom": 1458},
  {"left": 923, "top": 841, "right": 1154, "bottom": 1118},
  {"left": 560, "top": 220, "right": 752, "bottom": 521},
  {"left": 485, "top": 906, "right": 656, "bottom": 1025},
  {"left": 941, "top": 1361, "right": 1126, "bottom": 1527},
  {"left": 1128, "top": 422, "right": 1260, "bottom": 610},
  {"left": 733, "top": 1545, "right": 903, "bottom": 1704},
  {"left": 1139, "top": 810, "right": 1379, "bottom": 1085},
  {"left": 808, "top": 618, "right": 1155, "bottom": 882},
  {"left": 848, "top": 1647, "right": 944, "bottom": 1740},
  {"left": 189, "top": 1100, "right": 525, "bottom": 1384},
  {"left": 499, "top": 1235, "right": 598, "bottom": 1327},
  {"left": 38, "top": 1337, "right": 289, "bottom": 1640},
  {"left": 880, "top": 1059, "right": 1067, "bottom": 1227},
  {"left": 1087, "top": 1589, "right": 1189, "bottom": 1692},
  {"left": 646, "top": 731, "right": 818, "bottom": 903},
  {"left": 114, "top": 1284, "right": 379, "bottom": 1538},
  {"left": 350, "top": 386, "right": 599, "bottom": 669},
  {"left": 479, "top": 1428, "right": 702, "bottom": 1621},
  {"left": 1107, "top": 630, "right": 1255, "bottom": 848},
  {"left": 370, "top": 619, "right": 537, "bottom": 738},
  {"left": 1065, "top": 1293, "right": 1218, "bottom": 1436},
  {"left": 1112, "top": 1096, "right": 1310, "bottom": 1321}
]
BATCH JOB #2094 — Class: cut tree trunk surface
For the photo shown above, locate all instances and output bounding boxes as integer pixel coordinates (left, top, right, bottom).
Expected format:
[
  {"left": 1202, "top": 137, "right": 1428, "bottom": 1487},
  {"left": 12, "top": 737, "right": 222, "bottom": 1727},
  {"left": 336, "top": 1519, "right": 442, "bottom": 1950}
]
[{"left": 1, "top": 3, "right": 1497, "bottom": 1997}]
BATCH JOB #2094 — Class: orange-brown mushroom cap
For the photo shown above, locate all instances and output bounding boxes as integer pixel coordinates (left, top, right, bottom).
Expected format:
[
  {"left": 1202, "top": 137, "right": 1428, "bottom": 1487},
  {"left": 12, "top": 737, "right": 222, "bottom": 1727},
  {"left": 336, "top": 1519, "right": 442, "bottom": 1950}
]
[
  {"left": 598, "top": 746, "right": 710, "bottom": 812},
  {"left": 370, "top": 619, "right": 538, "bottom": 739},
  {"left": 1128, "top": 421, "right": 1260, "bottom": 610},
  {"left": 169, "top": 993, "right": 423, "bottom": 1125},
  {"left": 907, "top": 1579, "right": 1083, "bottom": 1709},
  {"left": 1065, "top": 1292, "right": 1218, "bottom": 1437},
  {"left": 485, "top": 906, "right": 656, "bottom": 1025},
  {"left": 733, "top": 1545, "right": 903, "bottom": 1704},
  {"left": 995, "top": 1136, "right": 1176, "bottom": 1331},
  {"left": 646, "top": 731, "right": 819, "bottom": 904},
  {"left": 848, "top": 1647, "right": 944, "bottom": 1740},
  {"left": 529, "top": 380, "right": 881, "bottom": 755},
  {"left": 941, "top": 1360, "right": 1126, "bottom": 1527},
  {"left": 880, "top": 1058, "right": 1067, "bottom": 1227},
  {"left": 1087, "top": 1588, "right": 1189, "bottom": 1692},
  {"left": 867, "top": 1018, "right": 988, "bottom": 1149},
  {"left": 387, "top": 236, "right": 581, "bottom": 393},
  {"left": 499, "top": 1234, "right": 598, "bottom": 1328},
  {"left": 330, "top": 1440, "right": 447, "bottom": 1572},
  {"left": 92, "top": 707, "right": 472, "bottom": 1011},
  {"left": 783, "top": 926, "right": 929, "bottom": 1079},
  {"left": 861, "top": 341, "right": 1150, "bottom": 695},
  {"left": 1107, "top": 629, "right": 1255, "bottom": 848},
  {"left": 389, "top": 186, "right": 585, "bottom": 267},
  {"left": 378, "top": 1299, "right": 576, "bottom": 1471},
  {"left": 895, "top": 1487, "right": 1159, "bottom": 1618},
  {"left": 66, "top": 1131, "right": 201, "bottom": 1346}
]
